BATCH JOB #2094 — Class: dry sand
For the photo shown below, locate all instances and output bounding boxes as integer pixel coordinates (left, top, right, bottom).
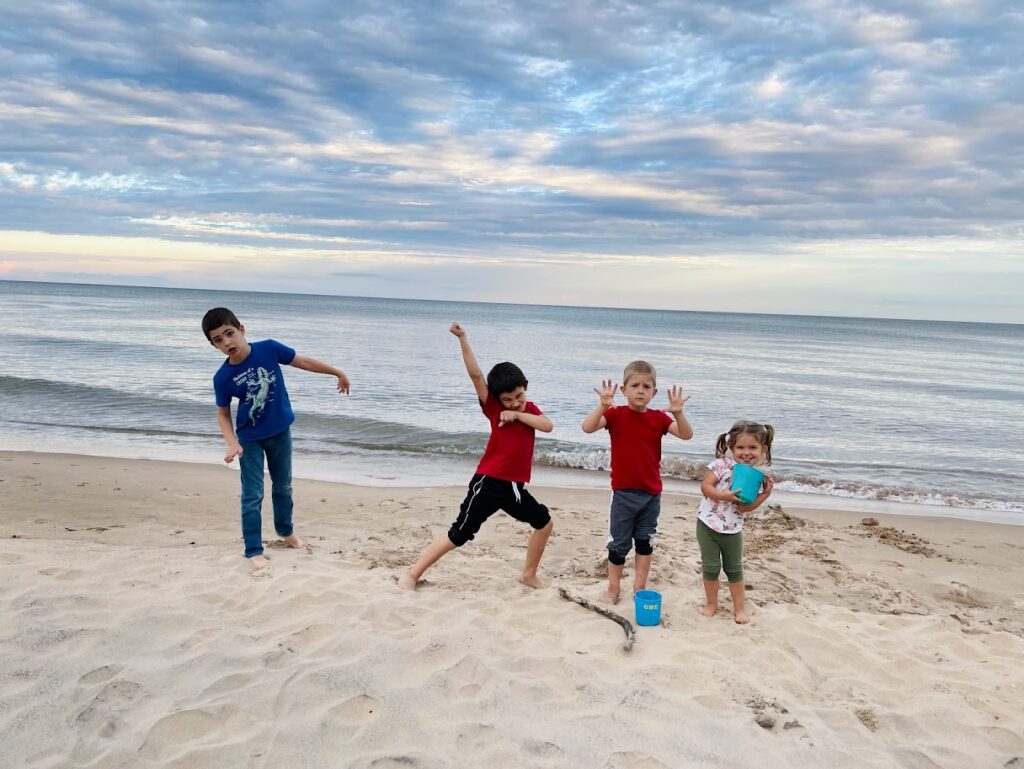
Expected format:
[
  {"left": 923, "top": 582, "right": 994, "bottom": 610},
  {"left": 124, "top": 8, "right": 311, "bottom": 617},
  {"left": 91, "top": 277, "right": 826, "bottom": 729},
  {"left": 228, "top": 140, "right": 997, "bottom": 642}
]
[{"left": 2, "top": 451, "right": 1023, "bottom": 769}]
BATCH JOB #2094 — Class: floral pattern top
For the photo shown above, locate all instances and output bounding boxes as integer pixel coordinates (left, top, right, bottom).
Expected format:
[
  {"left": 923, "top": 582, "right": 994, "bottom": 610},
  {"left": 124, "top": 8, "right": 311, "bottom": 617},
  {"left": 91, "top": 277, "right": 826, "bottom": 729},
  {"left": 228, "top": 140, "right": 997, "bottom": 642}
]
[{"left": 697, "top": 457, "right": 747, "bottom": 534}]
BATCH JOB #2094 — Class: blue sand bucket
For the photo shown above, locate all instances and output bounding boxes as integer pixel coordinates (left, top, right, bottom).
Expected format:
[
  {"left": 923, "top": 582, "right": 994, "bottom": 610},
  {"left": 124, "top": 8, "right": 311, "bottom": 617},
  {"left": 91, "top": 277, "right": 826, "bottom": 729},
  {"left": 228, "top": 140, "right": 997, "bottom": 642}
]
[
  {"left": 635, "top": 590, "right": 662, "bottom": 626},
  {"left": 730, "top": 464, "right": 765, "bottom": 505}
]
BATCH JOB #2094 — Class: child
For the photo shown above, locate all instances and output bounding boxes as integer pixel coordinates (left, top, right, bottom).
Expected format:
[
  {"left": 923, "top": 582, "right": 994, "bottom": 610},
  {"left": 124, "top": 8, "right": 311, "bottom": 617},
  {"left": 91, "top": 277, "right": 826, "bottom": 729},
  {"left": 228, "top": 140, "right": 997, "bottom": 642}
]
[
  {"left": 202, "top": 307, "right": 350, "bottom": 570},
  {"left": 399, "top": 323, "right": 554, "bottom": 591},
  {"left": 697, "top": 420, "right": 775, "bottom": 624},
  {"left": 581, "top": 361, "right": 693, "bottom": 604}
]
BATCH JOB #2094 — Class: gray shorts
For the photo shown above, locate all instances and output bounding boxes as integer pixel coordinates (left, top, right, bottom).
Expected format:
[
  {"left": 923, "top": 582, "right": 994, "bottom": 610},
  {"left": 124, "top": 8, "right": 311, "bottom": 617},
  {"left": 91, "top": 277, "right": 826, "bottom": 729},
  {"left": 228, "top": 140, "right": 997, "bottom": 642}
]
[{"left": 606, "top": 489, "right": 661, "bottom": 556}]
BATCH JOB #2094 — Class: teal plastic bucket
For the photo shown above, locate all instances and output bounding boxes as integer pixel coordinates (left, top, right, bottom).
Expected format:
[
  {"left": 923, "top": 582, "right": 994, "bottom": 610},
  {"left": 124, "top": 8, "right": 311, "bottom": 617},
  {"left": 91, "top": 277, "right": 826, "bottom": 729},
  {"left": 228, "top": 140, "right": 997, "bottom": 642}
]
[
  {"left": 730, "top": 464, "right": 765, "bottom": 505},
  {"left": 635, "top": 590, "right": 662, "bottom": 626}
]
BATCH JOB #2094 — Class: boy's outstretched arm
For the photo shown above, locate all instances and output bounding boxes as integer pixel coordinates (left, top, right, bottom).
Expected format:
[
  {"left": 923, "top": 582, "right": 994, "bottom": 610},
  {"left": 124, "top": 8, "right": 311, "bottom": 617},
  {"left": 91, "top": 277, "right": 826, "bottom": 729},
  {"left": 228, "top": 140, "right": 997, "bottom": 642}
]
[
  {"left": 665, "top": 385, "right": 694, "bottom": 440},
  {"left": 216, "top": 406, "right": 243, "bottom": 463},
  {"left": 450, "top": 323, "right": 489, "bottom": 403},
  {"left": 581, "top": 379, "right": 617, "bottom": 433},
  {"left": 290, "top": 354, "right": 350, "bottom": 394}
]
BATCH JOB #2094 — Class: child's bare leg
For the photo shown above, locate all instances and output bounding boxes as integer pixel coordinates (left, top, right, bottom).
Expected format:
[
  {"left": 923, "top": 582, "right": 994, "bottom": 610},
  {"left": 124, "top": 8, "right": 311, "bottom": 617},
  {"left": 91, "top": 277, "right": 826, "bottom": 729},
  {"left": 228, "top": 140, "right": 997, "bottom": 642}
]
[
  {"left": 520, "top": 520, "right": 552, "bottom": 589},
  {"left": 250, "top": 554, "right": 270, "bottom": 570},
  {"left": 282, "top": 533, "right": 304, "bottom": 549},
  {"left": 399, "top": 535, "right": 456, "bottom": 590},
  {"left": 728, "top": 580, "right": 750, "bottom": 624},
  {"left": 633, "top": 554, "right": 652, "bottom": 592},
  {"left": 600, "top": 562, "right": 623, "bottom": 604},
  {"left": 701, "top": 579, "right": 719, "bottom": 617}
]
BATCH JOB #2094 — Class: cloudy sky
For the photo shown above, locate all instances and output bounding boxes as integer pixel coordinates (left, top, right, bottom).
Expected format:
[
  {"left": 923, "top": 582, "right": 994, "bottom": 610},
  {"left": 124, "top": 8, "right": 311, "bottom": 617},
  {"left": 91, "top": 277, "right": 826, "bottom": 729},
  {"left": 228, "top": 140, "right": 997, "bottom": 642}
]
[{"left": 1, "top": 1, "right": 1022, "bottom": 322}]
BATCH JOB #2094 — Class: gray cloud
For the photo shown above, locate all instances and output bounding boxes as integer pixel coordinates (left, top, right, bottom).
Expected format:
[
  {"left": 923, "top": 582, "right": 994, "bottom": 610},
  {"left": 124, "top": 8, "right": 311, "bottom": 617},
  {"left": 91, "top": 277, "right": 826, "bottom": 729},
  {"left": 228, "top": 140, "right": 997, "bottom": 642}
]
[{"left": 0, "top": 0, "right": 1021, "bottom": 320}]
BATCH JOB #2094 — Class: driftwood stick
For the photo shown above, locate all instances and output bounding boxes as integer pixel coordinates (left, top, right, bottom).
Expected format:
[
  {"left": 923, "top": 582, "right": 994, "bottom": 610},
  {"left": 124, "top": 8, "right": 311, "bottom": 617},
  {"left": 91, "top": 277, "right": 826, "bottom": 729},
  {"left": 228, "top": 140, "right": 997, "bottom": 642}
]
[{"left": 558, "top": 587, "right": 635, "bottom": 651}]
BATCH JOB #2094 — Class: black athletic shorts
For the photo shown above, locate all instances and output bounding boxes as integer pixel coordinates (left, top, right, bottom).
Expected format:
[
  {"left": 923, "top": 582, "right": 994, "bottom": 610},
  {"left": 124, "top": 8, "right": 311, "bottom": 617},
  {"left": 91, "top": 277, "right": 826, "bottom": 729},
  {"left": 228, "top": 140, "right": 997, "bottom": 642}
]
[{"left": 447, "top": 473, "right": 551, "bottom": 547}]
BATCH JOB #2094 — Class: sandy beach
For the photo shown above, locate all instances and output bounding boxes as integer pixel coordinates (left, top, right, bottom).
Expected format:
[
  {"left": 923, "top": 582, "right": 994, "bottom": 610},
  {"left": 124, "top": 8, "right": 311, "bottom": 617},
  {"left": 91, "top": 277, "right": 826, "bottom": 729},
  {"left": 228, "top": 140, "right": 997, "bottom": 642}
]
[{"left": 2, "top": 450, "right": 1022, "bottom": 768}]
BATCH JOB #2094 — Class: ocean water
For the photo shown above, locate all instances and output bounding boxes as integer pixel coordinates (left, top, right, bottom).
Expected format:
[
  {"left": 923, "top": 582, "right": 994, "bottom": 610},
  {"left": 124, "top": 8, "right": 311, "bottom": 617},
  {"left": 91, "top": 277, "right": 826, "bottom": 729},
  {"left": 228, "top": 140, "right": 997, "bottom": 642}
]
[{"left": 1, "top": 280, "right": 1022, "bottom": 523}]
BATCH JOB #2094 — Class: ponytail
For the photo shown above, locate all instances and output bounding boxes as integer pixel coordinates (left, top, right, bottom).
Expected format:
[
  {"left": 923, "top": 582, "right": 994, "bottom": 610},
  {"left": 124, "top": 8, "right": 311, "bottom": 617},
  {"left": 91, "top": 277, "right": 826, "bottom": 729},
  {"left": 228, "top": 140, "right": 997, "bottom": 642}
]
[{"left": 718, "top": 420, "right": 775, "bottom": 465}]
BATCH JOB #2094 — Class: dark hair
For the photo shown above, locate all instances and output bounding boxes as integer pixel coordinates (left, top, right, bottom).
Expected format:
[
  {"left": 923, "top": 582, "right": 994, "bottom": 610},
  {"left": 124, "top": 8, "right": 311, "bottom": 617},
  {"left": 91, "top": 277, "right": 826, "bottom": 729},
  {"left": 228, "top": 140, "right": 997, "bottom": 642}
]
[
  {"left": 202, "top": 307, "right": 241, "bottom": 340},
  {"left": 715, "top": 420, "right": 775, "bottom": 465},
  {"left": 486, "top": 362, "right": 528, "bottom": 398}
]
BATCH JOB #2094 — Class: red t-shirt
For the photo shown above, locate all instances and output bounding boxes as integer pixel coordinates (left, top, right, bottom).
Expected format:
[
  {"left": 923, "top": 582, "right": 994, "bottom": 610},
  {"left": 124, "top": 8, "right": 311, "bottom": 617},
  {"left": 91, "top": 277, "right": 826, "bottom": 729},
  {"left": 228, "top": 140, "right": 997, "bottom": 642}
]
[
  {"left": 475, "top": 396, "right": 543, "bottom": 483},
  {"left": 604, "top": 406, "right": 674, "bottom": 494}
]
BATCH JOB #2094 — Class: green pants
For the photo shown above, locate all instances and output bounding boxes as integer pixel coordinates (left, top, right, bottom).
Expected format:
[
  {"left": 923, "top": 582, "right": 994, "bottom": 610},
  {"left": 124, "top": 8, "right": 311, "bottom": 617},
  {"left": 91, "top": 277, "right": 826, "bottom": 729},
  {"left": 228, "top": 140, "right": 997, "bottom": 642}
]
[{"left": 696, "top": 519, "right": 744, "bottom": 583}]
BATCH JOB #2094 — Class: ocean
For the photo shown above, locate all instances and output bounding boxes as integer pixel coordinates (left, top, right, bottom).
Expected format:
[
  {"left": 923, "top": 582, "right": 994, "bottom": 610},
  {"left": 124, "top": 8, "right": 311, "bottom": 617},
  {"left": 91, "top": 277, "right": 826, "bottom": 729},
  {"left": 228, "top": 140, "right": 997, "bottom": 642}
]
[{"left": 1, "top": 280, "right": 1022, "bottom": 524}]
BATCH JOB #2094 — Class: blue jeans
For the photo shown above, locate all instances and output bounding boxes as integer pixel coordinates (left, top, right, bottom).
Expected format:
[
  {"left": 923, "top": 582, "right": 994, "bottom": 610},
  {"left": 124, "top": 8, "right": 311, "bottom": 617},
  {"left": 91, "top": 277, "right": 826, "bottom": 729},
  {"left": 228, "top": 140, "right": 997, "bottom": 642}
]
[{"left": 238, "top": 428, "right": 294, "bottom": 558}]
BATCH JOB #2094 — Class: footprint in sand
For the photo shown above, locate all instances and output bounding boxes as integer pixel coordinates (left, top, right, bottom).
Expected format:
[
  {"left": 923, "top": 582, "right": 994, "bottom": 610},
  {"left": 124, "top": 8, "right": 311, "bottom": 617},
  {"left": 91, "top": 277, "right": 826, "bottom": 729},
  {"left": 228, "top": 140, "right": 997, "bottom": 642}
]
[
  {"left": 179, "top": 627, "right": 222, "bottom": 650},
  {"left": 138, "top": 708, "right": 221, "bottom": 759},
  {"left": 456, "top": 683, "right": 482, "bottom": 699},
  {"left": 854, "top": 707, "right": 880, "bottom": 732},
  {"left": 523, "top": 739, "right": 564, "bottom": 758},
  {"left": 344, "top": 755, "right": 424, "bottom": 769},
  {"left": 747, "top": 693, "right": 801, "bottom": 733},
  {"left": 77, "top": 665, "right": 122, "bottom": 686},
  {"left": 38, "top": 567, "right": 85, "bottom": 580},
  {"left": 332, "top": 693, "right": 381, "bottom": 723},
  {"left": 286, "top": 623, "right": 335, "bottom": 649},
  {"left": 604, "top": 752, "right": 673, "bottom": 769},
  {"left": 75, "top": 679, "right": 147, "bottom": 738},
  {"left": 201, "top": 672, "right": 260, "bottom": 697},
  {"left": 455, "top": 724, "right": 497, "bottom": 752},
  {"left": 945, "top": 584, "right": 989, "bottom": 609}
]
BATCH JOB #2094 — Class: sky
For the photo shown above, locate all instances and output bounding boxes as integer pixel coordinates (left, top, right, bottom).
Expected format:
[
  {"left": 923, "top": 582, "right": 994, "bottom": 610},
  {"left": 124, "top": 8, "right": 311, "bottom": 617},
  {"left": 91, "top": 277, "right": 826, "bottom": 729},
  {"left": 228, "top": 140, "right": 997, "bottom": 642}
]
[{"left": 1, "top": 1, "right": 1022, "bottom": 322}]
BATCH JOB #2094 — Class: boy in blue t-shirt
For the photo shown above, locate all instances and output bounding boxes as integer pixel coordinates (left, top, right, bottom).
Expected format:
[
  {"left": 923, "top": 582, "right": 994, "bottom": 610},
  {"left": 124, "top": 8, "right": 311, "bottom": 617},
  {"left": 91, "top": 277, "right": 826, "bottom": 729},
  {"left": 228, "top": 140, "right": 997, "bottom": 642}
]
[{"left": 202, "top": 307, "right": 350, "bottom": 569}]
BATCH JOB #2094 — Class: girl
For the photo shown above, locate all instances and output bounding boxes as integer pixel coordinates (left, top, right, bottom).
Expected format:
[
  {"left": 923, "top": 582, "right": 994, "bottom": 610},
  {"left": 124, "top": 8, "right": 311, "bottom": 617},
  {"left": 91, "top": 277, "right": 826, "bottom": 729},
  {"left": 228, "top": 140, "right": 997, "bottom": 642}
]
[{"left": 697, "top": 420, "right": 774, "bottom": 624}]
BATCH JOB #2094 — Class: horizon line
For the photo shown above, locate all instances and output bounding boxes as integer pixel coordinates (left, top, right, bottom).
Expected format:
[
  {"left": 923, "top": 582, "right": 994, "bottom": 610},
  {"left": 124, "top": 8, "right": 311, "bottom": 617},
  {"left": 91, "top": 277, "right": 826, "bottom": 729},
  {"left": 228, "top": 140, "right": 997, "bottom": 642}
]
[{"left": 1, "top": 277, "right": 1020, "bottom": 328}]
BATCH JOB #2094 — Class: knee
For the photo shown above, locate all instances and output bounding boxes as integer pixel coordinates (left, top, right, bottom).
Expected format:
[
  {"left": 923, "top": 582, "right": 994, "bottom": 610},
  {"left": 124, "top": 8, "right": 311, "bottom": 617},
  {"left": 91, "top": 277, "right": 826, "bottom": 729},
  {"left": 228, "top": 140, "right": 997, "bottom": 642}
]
[
  {"left": 241, "top": 486, "right": 263, "bottom": 505},
  {"left": 607, "top": 549, "right": 627, "bottom": 566},
  {"left": 447, "top": 528, "right": 471, "bottom": 548},
  {"left": 700, "top": 551, "right": 721, "bottom": 580},
  {"left": 724, "top": 569, "right": 744, "bottom": 583},
  {"left": 634, "top": 538, "right": 653, "bottom": 556}
]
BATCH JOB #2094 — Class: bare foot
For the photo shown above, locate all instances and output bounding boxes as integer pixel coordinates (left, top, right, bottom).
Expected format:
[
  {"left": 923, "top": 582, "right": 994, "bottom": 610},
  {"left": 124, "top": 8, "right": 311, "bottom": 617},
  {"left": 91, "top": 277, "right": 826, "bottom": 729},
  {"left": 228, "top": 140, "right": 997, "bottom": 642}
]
[
  {"left": 398, "top": 573, "right": 418, "bottom": 591},
  {"left": 282, "top": 533, "right": 305, "bottom": 549},
  {"left": 598, "top": 588, "right": 621, "bottom": 605},
  {"left": 249, "top": 555, "right": 270, "bottom": 570},
  {"left": 700, "top": 603, "right": 718, "bottom": 618},
  {"left": 520, "top": 574, "right": 546, "bottom": 589},
  {"left": 734, "top": 610, "right": 751, "bottom": 624}
]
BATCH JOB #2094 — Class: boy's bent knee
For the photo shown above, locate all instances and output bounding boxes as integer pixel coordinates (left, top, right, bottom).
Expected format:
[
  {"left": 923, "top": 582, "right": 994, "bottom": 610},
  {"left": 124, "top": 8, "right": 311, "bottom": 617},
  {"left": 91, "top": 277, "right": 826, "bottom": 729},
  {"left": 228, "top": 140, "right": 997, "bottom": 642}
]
[
  {"left": 531, "top": 509, "right": 552, "bottom": 531},
  {"left": 608, "top": 549, "right": 627, "bottom": 566},
  {"left": 634, "top": 538, "right": 653, "bottom": 556},
  {"left": 447, "top": 529, "right": 472, "bottom": 548}
]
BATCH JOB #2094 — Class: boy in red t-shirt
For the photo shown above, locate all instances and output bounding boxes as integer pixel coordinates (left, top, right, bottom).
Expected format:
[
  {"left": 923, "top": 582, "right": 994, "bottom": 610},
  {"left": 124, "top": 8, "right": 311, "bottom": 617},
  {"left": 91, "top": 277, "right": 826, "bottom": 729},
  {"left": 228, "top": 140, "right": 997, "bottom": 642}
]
[
  {"left": 582, "top": 361, "right": 693, "bottom": 604},
  {"left": 399, "top": 324, "right": 554, "bottom": 591}
]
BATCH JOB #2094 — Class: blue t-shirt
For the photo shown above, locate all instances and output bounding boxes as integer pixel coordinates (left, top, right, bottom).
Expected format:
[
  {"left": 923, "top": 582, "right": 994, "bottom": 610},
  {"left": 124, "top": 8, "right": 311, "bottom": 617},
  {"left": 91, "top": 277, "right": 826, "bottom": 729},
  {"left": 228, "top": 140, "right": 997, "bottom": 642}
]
[{"left": 213, "top": 339, "right": 296, "bottom": 442}]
